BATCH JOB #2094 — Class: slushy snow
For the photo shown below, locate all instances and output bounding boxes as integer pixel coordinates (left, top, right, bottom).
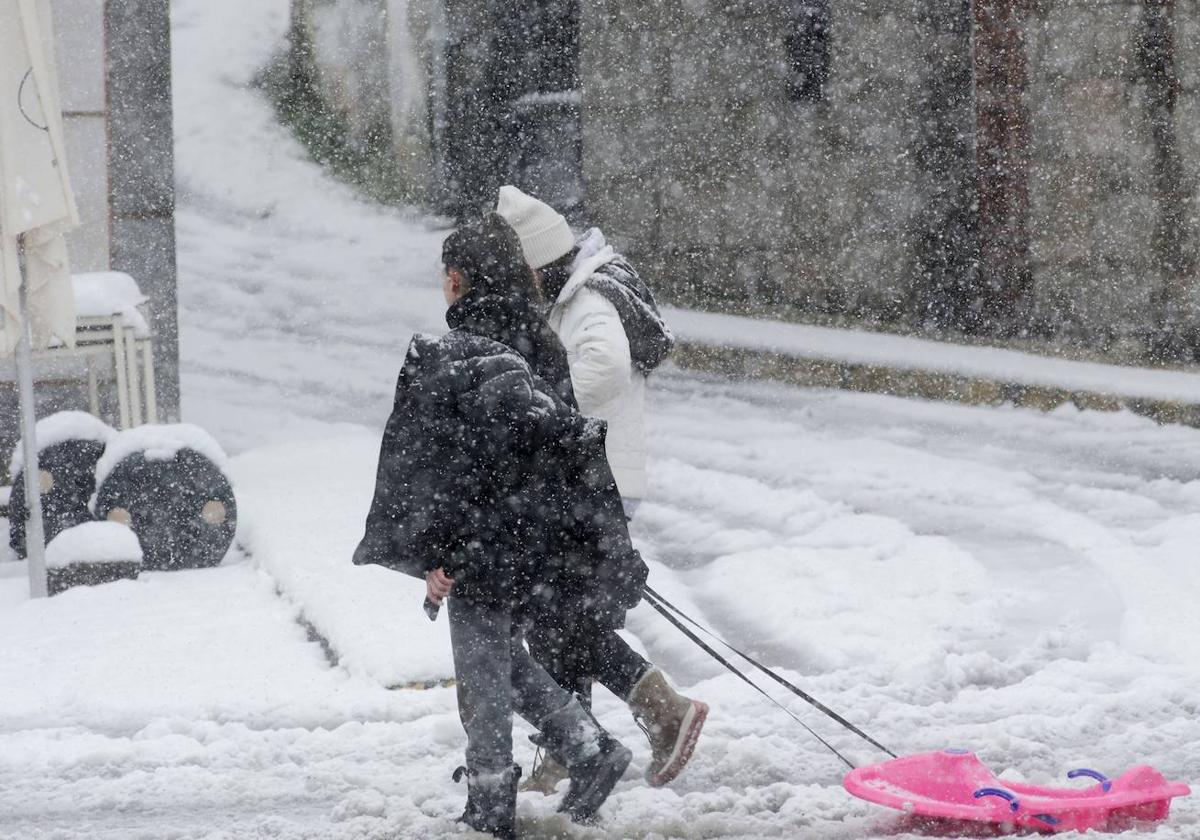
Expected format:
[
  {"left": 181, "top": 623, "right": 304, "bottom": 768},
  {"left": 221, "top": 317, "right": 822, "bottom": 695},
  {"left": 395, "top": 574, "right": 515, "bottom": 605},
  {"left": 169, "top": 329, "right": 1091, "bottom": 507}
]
[{"left": 1, "top": 0, "right": 1198, "bottom": 837}]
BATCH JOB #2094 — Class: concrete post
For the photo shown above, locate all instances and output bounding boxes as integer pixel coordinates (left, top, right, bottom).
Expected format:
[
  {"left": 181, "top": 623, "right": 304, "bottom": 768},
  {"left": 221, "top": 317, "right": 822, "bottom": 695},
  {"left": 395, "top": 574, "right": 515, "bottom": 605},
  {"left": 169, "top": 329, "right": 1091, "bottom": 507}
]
[{"left": 106, "top": 0, "right": 180, "bottom": 420}]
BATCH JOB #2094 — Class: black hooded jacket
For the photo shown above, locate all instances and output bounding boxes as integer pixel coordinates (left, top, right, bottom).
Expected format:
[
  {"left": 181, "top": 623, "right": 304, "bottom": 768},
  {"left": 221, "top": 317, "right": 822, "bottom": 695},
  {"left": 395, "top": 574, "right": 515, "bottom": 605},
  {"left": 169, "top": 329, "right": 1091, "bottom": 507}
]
[
  {"left": 446, "top": 289, "right": 575, "bottom": 407},
  {"left": 353, "top": 301, "right": 646, "bottom": 624}
]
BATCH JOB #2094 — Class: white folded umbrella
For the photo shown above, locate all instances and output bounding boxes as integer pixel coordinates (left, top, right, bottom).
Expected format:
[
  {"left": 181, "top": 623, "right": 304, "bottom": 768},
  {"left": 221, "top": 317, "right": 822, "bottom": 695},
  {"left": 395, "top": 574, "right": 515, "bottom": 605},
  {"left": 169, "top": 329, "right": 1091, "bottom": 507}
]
[{"left": 1, "top": 0, "right": 81, "bottom": 597}]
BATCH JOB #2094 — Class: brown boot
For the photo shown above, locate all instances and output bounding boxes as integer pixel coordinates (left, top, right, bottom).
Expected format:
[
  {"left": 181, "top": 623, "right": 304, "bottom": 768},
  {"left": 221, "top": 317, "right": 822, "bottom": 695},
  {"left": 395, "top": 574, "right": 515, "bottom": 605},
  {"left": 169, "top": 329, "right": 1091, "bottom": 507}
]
[
  {"left": 519, "top": 750, "right": 570, "bottom": 795},
  {"left": 626, "top": 669, "right": 708, "bottom": 787}
]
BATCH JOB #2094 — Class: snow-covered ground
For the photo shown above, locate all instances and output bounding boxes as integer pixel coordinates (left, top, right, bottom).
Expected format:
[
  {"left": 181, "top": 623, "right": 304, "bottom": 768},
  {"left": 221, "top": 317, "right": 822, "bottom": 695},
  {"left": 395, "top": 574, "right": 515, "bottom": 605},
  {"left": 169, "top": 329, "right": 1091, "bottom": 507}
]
[
  {"left": 2, "top": 0, "right": 1200, "bottom": 838},
  {"left": 665, "top": 307, "right": 1200, "bottom": 404}
]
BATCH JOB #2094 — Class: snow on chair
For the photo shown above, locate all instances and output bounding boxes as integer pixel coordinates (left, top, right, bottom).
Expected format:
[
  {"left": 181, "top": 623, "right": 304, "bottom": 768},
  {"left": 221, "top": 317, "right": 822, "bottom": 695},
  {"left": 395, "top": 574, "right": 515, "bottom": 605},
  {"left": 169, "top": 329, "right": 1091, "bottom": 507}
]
[
  {"left": 67, "top": 272, "right": 158, "bottom": 429},
  {"left": 21, "top": 272, "right": 159, "bottom": 430}
]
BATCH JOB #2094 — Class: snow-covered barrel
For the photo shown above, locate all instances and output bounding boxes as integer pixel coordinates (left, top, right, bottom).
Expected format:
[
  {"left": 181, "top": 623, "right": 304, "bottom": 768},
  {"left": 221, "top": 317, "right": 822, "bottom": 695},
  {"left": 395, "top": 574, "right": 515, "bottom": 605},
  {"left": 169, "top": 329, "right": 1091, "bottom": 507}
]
[
  {"left": 93, "top": 424, "right": 237, "bottom": 571},
  {"left": 45, "top": 521, "right": 143, "bottom": 596},
  {"left": 8, "top": 412, "right": 116, "bottom": 559}
]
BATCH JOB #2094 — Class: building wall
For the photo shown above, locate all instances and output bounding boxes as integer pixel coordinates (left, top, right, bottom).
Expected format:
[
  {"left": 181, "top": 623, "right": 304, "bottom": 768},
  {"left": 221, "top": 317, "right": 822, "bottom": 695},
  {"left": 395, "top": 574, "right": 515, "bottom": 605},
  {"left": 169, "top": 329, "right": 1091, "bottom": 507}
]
[
  {"left": 3, "top": 0, "right": 178, "bottom": 472},
  {"left": 582, "top": 0, "right": 1200, "bottom": 356},
  {"left": 1025, "top": 0, "right": 1158, "bottom": 349},
  {"left": 52, "top": 0, "right": 179, "bottom": 414},
  {"left": 581, "top": 1, "right": 941, "bottom": 321}
]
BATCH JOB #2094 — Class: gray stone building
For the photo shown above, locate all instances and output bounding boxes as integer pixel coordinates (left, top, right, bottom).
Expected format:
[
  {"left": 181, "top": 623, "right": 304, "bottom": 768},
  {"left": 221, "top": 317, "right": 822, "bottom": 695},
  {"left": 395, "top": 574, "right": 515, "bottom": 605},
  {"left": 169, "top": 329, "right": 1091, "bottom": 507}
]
[
  {"left": 585, "top": 0, "right": 1200, "bottom": 359},
  {"left": 2, "top": 1, "right": 178, "bottom": 471},
  {"left": 297, "top": 0, "right": 1200, "bottom": 361}
]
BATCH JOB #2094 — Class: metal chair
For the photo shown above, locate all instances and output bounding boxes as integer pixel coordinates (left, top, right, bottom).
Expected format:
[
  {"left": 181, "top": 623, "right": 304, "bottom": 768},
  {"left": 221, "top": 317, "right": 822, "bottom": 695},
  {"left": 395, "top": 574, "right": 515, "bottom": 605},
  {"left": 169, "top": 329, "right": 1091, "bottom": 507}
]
[
  {"left": 5, "top": 273, "right": 158, "bottom": 430},
  {"left": 68, "top": 313, "right": 157, "bottom": 428}
]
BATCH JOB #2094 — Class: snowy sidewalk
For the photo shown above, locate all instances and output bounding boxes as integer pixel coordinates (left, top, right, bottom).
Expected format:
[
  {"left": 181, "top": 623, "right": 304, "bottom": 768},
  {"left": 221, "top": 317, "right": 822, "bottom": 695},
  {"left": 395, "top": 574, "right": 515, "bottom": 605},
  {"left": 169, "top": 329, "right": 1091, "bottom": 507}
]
[
  {"left": 667, "top": 307, "right": 1200, "bottom": 423},
  {"left": 7, "top": 0, "right": 1197, "bottom": 836},
  {"left": 0, "top": 560, "right": 413, "bottom": 735},
  {"left": 230, "top": 432, "right": 454, "bottom": 687}
]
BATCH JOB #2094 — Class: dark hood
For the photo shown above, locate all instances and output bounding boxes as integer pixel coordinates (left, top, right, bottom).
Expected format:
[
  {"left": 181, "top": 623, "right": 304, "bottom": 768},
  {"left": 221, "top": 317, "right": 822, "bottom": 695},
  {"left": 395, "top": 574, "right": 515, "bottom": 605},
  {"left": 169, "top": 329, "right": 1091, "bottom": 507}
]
[{"left": 447, "top": 290, "right": 576, "bottom": 407}]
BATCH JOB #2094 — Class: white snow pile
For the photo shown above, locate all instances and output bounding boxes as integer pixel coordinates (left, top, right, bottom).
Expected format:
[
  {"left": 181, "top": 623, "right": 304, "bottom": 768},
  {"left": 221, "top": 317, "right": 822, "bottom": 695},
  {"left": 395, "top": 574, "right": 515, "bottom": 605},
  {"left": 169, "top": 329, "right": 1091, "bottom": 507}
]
[
  {"left": 71, "top": 272, "right": 151, "bottom": 337},
  {"left": 665, "top": 306, "right": 1200, "bottom": 405},
  {"left": 94, "top": 423, "right": 229, "bottom": 488},
  {"left": 45, "top": 522, "right": 142, "bottom": 569},
  {"left": 8, "top": 410, "right": 116, "bottom": 477},
  {"left": 0, "top": 560, "right": 431, "bottom": 735},
  {"left": 228, "top": 431, "right": 454, "bottom": 685}
]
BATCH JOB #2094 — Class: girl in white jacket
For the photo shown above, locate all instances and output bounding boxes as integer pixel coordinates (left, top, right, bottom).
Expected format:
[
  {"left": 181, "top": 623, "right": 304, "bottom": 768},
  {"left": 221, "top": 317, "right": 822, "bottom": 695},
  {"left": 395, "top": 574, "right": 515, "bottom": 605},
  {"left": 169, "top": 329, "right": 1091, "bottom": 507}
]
[{"left": 497, "top": 186, "right": 707, "bottom": 791}]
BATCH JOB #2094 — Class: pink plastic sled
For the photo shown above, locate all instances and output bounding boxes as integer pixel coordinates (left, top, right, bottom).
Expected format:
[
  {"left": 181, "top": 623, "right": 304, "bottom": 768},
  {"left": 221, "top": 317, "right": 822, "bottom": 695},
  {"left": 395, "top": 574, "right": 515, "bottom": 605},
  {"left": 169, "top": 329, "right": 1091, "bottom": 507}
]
[{"left": 843, "top": 749, "right": 1190, "bottom": 833}]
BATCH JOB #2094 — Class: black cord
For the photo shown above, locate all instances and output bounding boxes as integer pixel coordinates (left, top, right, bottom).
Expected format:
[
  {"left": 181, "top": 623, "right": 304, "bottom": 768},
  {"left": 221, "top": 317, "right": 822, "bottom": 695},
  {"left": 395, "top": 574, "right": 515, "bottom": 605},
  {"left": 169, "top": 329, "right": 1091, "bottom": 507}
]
[
  {"left": 641, "top": 588, "right": 856, "bottom": 770},
  {"left": 19, "top": 68, "right": 50, "bottom": 132},
  {"left": 643, "top": 585, "right": 897, "bottom": 761}
]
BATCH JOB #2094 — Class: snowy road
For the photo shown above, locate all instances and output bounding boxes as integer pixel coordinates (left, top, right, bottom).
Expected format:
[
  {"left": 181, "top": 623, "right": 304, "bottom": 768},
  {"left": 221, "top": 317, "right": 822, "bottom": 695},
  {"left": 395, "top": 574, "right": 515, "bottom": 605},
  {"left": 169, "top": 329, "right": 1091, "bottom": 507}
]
[{"left": 2, "top": 0, "right": 1199, "bottom": 837}]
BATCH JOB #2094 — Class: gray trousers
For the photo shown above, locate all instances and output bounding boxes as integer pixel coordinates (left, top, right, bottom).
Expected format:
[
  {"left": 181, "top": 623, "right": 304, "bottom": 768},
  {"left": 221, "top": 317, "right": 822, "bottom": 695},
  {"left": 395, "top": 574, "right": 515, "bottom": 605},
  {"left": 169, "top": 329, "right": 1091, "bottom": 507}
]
[{"left": 448, "top": 596, "right": 597, "bottom": 773}]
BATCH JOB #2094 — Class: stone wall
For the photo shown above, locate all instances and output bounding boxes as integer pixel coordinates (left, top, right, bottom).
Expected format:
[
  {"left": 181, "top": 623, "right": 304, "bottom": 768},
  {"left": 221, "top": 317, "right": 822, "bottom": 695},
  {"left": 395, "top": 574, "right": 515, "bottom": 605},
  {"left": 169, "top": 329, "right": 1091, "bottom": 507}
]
[
  {"left": 1025, "top": 0, "right": 1157, "bottom": 351},
  {"left": 582, "top": 0, "right": 1200, "bottom": 358},
  {"left": 290, "top": 0, "right": 1200, "bottom": 358},
  {"left": 581, "top": 1, "right": 950, "bottom": 321}
]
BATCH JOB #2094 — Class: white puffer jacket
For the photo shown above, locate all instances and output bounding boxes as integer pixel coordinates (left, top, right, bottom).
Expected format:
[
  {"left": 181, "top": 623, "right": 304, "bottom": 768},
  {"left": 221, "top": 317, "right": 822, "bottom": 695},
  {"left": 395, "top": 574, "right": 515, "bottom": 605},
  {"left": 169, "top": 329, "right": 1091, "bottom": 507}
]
[{"left": 547, "top": 231, "right": 647, "bottom": 500}]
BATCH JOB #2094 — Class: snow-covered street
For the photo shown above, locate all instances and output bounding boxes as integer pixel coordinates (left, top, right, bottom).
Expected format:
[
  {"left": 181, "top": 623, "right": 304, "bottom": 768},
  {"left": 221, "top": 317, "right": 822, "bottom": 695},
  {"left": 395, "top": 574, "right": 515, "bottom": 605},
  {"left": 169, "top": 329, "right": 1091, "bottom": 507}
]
[{"left": 3, "top": 0, "right": 1200, "bottom": 837}]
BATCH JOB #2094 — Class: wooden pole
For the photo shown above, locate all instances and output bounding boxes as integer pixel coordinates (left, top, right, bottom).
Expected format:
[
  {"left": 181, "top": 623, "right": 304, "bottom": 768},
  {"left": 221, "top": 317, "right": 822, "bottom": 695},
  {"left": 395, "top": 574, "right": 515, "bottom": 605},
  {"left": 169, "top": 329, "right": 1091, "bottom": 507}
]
[{"left": 1140, "top": 0, "right": 1193, "bottom": 358}]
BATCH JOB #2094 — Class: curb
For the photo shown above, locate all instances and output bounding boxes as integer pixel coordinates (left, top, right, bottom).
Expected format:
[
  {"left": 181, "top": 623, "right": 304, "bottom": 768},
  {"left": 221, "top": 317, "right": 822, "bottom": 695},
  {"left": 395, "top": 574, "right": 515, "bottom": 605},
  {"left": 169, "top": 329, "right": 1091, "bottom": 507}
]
[{"left": 672, "top": 341, "right": 1200, "bottom": 428}]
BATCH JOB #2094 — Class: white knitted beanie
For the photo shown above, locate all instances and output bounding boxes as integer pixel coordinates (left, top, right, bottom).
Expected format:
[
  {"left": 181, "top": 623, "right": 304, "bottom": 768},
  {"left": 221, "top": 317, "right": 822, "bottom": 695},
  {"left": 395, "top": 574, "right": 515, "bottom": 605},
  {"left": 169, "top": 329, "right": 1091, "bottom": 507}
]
[{"left": 495, "top": 185, "right": 576, "bottom": 269}]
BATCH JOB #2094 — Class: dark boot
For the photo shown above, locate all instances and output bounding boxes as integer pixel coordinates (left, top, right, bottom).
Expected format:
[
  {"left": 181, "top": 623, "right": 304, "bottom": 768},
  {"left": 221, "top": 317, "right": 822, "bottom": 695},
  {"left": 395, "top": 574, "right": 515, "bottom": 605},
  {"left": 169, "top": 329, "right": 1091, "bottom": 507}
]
[
  {"left": 453, "top": 763, "right": 521, "bottom": 840},
  {"left": 537, "top": 701, "right": 631, "bottom": 824},
  {"left": 521, "top": 689, "right": 588, "bottom": 795},
  {"left": 559, "top": 735, "right": 632, "bottom": 824}
]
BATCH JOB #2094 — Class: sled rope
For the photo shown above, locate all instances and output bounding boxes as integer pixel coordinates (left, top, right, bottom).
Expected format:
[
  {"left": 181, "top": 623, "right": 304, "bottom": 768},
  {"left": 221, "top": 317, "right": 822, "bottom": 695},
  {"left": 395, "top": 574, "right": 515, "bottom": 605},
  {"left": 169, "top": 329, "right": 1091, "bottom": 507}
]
[
  {"left": 643, "top": 585, "right": 897, "bottom": 763},
  {"left": 641, "top": 587, "right": 856, "bottom": 770}
]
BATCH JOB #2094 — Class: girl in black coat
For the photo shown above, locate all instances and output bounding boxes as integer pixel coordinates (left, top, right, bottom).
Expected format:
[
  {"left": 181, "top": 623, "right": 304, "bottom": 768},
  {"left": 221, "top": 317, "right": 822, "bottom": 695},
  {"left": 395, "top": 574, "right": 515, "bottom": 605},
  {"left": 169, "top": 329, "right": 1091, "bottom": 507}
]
[
  {"left": 446, "top": 214, "right": 707, "bottom": 791},
  {"left": 354, "top": 215, "right": 640, "bottom": 838}
]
